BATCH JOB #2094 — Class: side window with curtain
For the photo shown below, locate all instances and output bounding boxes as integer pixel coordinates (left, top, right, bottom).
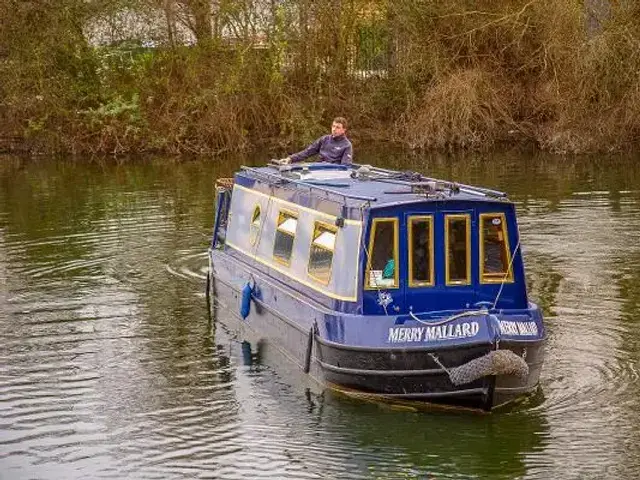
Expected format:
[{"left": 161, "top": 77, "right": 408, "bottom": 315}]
[
  {"left": 480, "top": 213, "right": 513, "bottom": 283},
  {"left": 273, "top": 211, "right": 298, "bottom": 265},
  {"left": 365, "top": 218, "right": 399, "bottom": 289},
  {"left": 308, "top": 222, "right": 337, "bottom": 284},
  {"left": 446, "top": 215, "right": 470, "bottom": 285}
]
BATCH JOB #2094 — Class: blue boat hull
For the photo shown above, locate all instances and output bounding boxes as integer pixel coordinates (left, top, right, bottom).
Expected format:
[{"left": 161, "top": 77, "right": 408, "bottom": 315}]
[{"left": 208, "top": 250, "right": 545, "bottom": 411}]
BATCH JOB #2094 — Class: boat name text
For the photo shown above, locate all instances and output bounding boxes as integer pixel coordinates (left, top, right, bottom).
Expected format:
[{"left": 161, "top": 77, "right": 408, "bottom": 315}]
[
  {"left": 387, "top": 322, "right": 480, "bottom": 343},
  {"left": 498, "top": 321, "right": 538, "bottom": 336}
]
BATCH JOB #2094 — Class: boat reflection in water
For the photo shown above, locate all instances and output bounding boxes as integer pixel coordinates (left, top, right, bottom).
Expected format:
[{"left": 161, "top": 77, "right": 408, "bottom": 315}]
[
  {"left": 207, "top": 311, "right": 549, "bottom": 479},
  {"left": 207, "top": 162, "right": 545, "bottom": 411}
]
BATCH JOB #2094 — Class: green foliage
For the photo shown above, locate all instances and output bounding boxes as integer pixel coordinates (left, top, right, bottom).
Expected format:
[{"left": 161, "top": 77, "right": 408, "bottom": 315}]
[
  {"left": 84, "top": 94, "right": 142, "bottom": 126},
  {"left": 1, "top": 0, "right": 640, "bottom": 154}
]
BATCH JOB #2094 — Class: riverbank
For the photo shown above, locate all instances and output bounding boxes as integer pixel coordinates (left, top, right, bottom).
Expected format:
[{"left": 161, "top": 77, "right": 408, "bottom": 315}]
[{"left": 2, "top": 1, "right": 639, "bottom": 156}]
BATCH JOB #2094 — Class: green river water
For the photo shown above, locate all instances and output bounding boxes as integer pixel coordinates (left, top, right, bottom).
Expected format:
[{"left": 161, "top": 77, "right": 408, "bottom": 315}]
[{"left": 1, "top": 151, "right": 639, "bottom": 479}]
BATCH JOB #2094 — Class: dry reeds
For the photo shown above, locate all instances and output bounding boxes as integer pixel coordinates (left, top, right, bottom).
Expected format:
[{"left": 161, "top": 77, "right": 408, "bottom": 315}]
[
  {"left": 398, "top": 68, "right": 515, "bottom": 150},
  {"left": 2, "top": 0, "right": 640, "bottom": 154}
]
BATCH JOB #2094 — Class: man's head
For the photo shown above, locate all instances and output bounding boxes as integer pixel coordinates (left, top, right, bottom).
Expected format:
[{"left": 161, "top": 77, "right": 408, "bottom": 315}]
[{"left": 331, "top": 117, "right": 348, "bottom": 137}]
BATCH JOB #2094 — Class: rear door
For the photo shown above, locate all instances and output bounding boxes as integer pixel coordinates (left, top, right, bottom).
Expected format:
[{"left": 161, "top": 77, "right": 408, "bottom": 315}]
[
  {"left": 404, "top": 213, "right": 436, "bottom": 313},
  {"left": 404, "top": 209, "right": 478, "bottom": 313},
  {"left": 438, "top": 209, "right": 477, "bottom": 310}
]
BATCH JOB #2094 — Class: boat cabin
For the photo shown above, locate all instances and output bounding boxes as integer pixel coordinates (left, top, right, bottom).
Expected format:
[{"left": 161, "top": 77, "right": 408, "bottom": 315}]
[{"left": 213, "top": 163, "right": 527, "bottom": 316}]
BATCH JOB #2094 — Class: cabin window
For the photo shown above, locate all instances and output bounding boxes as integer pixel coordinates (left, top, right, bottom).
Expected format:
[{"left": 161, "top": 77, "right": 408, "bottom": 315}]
[
  {"left": 273, "top": 211, "right": 298, "bottom": 265},
  {"left": 249, "top": 205, "right": 262, "bottom": 245},
  {"left": 480, "top": 213, "right": 513, "bottom": 283},
  {"left": 308, "top": 222, "right": 337, "bottom": 284},
  {"left": 408, "top": 216, "right": 434, "bottom": 287},
  {"left": 445, "top": 214, "right": 470, "bottom": 285},
  {"left": 365, "top": 218, "right": 399, "bottom": 289}
]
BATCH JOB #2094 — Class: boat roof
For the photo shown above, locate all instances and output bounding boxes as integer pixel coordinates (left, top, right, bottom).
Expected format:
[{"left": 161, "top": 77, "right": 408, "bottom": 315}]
[{"left": 236, "top": 162, "right": 510, "bottom": 209}]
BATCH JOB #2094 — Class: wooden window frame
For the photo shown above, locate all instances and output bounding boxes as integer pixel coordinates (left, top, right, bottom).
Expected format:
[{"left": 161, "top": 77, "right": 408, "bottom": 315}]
[
  {"left": 445, "top": 214, "right": 471, "bottom": 286},
  {"left": 307, "top": 221, "right": 338, "bottom": 285},
  {"left": 365, "top": 217, "right": 400, "bottom": 290},
  {"left": 408, "top": 215, "right": 435, "bottom": 287},
  {"left": 479, "top": 212, "right": 514, "bottom": 284}
]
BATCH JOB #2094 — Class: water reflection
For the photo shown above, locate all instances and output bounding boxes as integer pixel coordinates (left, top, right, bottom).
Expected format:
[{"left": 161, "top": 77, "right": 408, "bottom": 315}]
[{"left": 0, "top": 151, "right": 639, "bottom": 478}]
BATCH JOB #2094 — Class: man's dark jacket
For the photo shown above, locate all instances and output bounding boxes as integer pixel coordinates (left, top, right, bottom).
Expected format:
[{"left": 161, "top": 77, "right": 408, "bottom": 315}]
[{"left": 289, "top": 135, "right": 352, "bottom": 165}]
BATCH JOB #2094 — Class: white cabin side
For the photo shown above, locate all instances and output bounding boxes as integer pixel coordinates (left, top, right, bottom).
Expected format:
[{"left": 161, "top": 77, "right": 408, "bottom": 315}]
[{"left": 224, "top": 184, "right": 363, "bottom": 302}]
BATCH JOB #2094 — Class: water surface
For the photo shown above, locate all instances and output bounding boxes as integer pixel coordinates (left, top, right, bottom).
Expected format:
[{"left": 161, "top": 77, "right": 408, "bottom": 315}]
[{"left": 1, "top": 151, "right": 639, "bottom": 479}]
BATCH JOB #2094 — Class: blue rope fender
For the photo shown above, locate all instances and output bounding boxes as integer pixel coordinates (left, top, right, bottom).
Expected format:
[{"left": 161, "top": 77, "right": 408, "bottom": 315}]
[{"left": 240, "top": 282, "right": 253, "bottom": 319}]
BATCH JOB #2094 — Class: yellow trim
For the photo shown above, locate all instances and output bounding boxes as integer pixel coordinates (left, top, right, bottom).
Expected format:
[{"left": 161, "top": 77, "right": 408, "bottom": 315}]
[
  {"left": 272, "top": 210, "right": 298, "bottom": 267},
  {"left": 365, "top": 217, "right": 400, "bottom": 290},
  {"left": 226, "top": 238, "right": 358, "bottom": 302},
  {"left": 251, "top": 205, "right": 261, "bottom": 223},
  {"left": 307, "top": 221, "right": 338, "bottom": 285},
  {"left": 479, "top": 213, "right": 514, "bottom": 284},
  {"left": 234, "top": 183, "right": 361, "bottom": 226},
  {"left": 408, "top": 215, "right": 435, "bottom": 287},
  {"left": 445, "top": 214, "right": 471, "bottom": 286},
  {"left": 249, "top": 204, "right": 261, "bottom": 246},
  {"left": 228, "top": 184, "right": 361, "bottom": 301}
]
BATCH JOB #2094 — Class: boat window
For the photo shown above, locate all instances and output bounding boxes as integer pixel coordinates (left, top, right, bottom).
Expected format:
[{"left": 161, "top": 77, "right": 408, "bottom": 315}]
[
  {"left": 409, "top": 216, "right": 434, "bottom": 287},
  {"left": 445, "top": 214, "right": 470, "bottom": 285},
  {"left": 249, "top": 205, "right": 261, "bottom": 245},
  {"left": 273, "top": 211, "right": 298, "bottom": 265},
  {"left": 365, "top": 218, "right": 399, "bottom": 289},
  {"left": 308, "top": 222, "right": 337, "bottom": 284},
  {"left": 480, "top": 213, "right": 513, "bottom": 283}
]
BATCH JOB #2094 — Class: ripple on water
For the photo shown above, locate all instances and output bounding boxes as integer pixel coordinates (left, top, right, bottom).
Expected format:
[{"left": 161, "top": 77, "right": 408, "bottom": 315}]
[
  {"left": 2, "top": 156, "right": 640, "bottom": 479},
  {"left": 165, "top": 250, "right": 210, "bottom": 281}
]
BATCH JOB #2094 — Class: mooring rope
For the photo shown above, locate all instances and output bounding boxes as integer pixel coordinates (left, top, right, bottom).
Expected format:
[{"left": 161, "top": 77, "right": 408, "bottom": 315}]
[
  {"left": 428, "top": 353, "right": 453, "bottom": 376},
  {"left": 491, "top": 236, "right": 521, "bottom": 310},
  {"left": 250, "top": 186, "right": 275, "bottom": 263},
  {"left": 409, "top": 309, "right": 489, "bottom": 326}
]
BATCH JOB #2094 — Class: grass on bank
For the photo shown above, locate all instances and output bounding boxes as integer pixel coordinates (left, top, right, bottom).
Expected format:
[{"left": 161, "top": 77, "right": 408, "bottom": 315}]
[{"left": 1, "top": 0, "right": 639, "bottom": 155}]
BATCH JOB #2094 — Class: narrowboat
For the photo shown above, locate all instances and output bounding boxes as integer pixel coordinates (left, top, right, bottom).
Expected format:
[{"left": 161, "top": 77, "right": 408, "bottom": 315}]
[{"left": 206, "top": 162, "right": 545, "bottom": 411}]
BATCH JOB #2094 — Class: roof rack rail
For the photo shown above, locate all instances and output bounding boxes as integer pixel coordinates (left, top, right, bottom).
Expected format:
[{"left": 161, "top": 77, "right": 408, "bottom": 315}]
[
  {"left": 353, "top": 164, "right": 507, "bottom": 198},
  {"left": 240, "top": 166, "right": 377, "bottom": 202}
]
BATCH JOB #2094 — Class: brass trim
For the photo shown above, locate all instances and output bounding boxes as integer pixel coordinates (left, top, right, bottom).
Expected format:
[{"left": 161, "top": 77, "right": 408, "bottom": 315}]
[
  {"left": 307, "top": 221, "right": 339, "bottom": 285},
  {"left": 479, "top": 212, "right": 514, "bottom": 284},
  {"left": 445, "top": 214, "right": 471, "bottom": 286},
  {"left": 408, "top": 215, "right": 435, "bottom": 287},
  {"left": 249, "top": 204, "right": 261, "bottom": 246},
  {"left": 272, "top": 209, "right": 299, "bottom": 267},
  {"left": 227, "top": 184, "right": 361, "bottom": 301},
  {"left": 365, "top": 217, "right": 400, "bottom": 290},
  {"left": 226, "top": 238, "right": 357, "bottom": 301}
]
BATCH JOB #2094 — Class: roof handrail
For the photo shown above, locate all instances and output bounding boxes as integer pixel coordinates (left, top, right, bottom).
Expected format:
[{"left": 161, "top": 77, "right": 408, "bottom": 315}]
[
  {"left": 423, "top": 177, "right": 507, "bottom": 198},
  {"left": 240, "top": 166, "right": 377, "bottom": 202},
  {"left": 353, "top": 164, "right": 507, "bottom": 198}
]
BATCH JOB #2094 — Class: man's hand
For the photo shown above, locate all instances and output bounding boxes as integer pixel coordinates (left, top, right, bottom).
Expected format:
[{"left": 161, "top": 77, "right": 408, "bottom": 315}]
[{"left": 270, "top": 158, "right": 290, "bottom": 166}]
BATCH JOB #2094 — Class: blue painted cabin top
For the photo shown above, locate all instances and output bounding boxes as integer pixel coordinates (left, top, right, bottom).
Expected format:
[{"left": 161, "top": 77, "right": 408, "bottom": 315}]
[
  {"left": 217, "top": 162, "right": 529, "bottom": 316},
  {"left": 233, "top": 163, "right": 509, "bottom": 216}
]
